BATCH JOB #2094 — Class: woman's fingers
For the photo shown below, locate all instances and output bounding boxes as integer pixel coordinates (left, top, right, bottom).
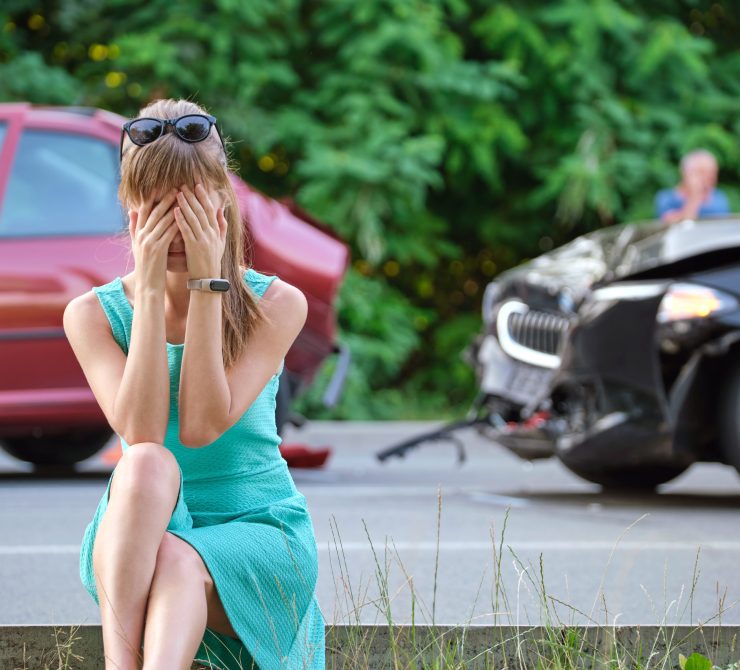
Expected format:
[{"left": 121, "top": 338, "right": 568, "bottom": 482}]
[
  {"left": 174, "top": 203, "right": 196, "bottom": 242},
  {"left": 176, "top": 186, "right": 205, "bottom": 239},
  {"left": 140, "top": 190, "right": 178, "bottom": 236},
  {"left": 138, "top": 200, "right": 152, "bottom": 225},
  {"left": 152, "top": 209, "right": 177, "bottom": 241},
  {"left": 128, "top": 210, "right": 138, "bottom": 234},
  {"left": 194, "top": 183, "right": 217, "bottom": 229},
  {"left": 217, "top": 206, "right": 227, "bottom": 239},
  {"left": 162, "top": 217, "right": 180, "bottom": 242}
]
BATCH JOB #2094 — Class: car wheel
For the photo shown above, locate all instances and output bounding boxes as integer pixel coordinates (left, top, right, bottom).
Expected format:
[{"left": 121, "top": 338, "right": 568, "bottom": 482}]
[
  {"left": 718, "top": 353, "right": 740, "bottom": 475},
  {"left": 560, "top": 462, "right": 689, "bottom": 490},
  {"left": 0, "top": 427, "right": 112, "bottom": 467}
]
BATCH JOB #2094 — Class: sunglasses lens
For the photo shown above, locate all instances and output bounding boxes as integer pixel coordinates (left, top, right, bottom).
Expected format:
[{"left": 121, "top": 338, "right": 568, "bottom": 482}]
[
  {"left": 128, "top": 119, "right": 162, "bottom": 145},
  {"left": 175, "top": 115, "right": 211, "bottom": 141}
]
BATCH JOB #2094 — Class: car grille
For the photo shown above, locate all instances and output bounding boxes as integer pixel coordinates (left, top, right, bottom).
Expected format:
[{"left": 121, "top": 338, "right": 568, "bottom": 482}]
[
  {"left": 506, "top": 309, "right": 569, "bottom": 355},
  {"left": 495, "top": 300, "right": 571, "bottom": 368}
]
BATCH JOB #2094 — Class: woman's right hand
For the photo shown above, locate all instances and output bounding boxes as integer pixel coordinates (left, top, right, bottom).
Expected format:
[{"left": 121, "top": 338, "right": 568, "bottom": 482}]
[{"left": 129, "top": 189, "right": 180, "bottom": 292}]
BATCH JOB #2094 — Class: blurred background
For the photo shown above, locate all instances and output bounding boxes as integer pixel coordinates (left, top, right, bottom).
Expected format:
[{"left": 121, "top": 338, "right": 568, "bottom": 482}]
[{"left": 2, "top": 0, "right": 739, "bottom": 421}]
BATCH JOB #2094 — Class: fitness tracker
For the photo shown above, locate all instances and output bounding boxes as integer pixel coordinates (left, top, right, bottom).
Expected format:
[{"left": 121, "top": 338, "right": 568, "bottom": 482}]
[{"left": 187, "top": 278, "right": 231, "bottom": 293}]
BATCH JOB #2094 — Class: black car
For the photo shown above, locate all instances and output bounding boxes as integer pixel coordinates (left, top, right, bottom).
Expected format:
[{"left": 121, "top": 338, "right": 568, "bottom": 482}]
[{"left": 467, "top": 215, "right": 740, "bottom": 489}]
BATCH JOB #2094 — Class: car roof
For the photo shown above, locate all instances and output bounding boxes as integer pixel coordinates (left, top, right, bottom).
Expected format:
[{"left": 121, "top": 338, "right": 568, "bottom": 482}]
[{"left": 0, "top": 102, "right": 125, "bottom": 133}]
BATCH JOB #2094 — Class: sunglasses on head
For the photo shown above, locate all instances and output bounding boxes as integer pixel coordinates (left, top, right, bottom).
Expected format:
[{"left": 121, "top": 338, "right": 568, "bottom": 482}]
[{"left": 119, "top": 113, "right": 225, "bottom": 162}]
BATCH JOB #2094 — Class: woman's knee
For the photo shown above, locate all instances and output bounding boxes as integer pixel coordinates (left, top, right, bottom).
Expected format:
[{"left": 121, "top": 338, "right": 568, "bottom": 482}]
[{"left": 109, "top": 442, "right": 180, "bottom": 503}]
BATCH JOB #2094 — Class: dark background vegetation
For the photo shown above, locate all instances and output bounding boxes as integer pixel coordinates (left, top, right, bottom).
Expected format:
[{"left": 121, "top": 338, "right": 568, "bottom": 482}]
[{"left": 2, "top": 1, "right": 739, "bottom": 419}]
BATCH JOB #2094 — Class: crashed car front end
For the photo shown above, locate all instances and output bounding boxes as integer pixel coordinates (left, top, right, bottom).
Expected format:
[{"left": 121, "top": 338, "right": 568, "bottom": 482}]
[{"left": 469, "top": 217, "right": 740, "bottom": 472}]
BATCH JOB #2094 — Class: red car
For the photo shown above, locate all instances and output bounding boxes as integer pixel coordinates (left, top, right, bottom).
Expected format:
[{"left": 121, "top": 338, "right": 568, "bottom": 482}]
[{"left": 0, "top": 102, "right": 350, "bottom": 467}]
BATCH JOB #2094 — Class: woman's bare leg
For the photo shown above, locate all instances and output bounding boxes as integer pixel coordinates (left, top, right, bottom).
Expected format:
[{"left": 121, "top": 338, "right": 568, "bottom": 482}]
[
  {"left": 92, "top": 443, "right": 181, "bottom": 670},
  {"left": 141, "top": 533, "right": 209, "bottom": 669}
]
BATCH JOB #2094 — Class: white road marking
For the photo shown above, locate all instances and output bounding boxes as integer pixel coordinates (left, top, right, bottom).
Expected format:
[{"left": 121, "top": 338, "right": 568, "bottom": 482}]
[
  {"left": 0, "top": 545, "right": 82, "bottom": 554},
  {"left": 0, "top": 540, "right": 737, "bottom": 555},
  {"left": 318, "top": 540, "right": 740, "bottom": 551}
]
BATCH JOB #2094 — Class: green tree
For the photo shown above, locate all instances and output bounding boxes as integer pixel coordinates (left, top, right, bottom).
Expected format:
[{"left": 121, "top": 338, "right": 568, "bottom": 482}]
[{"left": 2, "top": 1, "right": 739, "bottom": 418}]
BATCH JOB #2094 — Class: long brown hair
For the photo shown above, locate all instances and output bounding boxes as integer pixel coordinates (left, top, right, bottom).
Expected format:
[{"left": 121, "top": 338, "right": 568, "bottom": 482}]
[{"left": 118, "top": 98, "right": 268, "bottom": 370}]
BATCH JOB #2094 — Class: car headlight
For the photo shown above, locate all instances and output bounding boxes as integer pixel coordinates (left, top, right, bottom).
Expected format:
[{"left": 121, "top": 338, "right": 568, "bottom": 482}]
[
  {"left": 481, "top": 281, "right": 501, "bottom": 325},
  {"left": 657, "top": 282, "right": 738, "bottom": 323}
]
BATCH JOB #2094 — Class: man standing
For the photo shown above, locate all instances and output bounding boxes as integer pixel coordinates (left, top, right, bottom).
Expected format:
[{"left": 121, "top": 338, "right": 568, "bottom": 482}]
[{"left": 655, "top": 149, "right": 730, "bottom": 223}]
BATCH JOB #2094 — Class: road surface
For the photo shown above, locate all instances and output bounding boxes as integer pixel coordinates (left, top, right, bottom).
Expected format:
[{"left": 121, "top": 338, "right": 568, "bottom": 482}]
[{"left": 2, "top": 421, "right": 740, "bottom": 628}]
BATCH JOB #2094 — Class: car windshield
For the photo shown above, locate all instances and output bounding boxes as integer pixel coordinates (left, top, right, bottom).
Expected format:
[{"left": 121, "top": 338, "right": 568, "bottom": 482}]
[{"left": 0, "top": 129, "right": 125, "bottom": 237}]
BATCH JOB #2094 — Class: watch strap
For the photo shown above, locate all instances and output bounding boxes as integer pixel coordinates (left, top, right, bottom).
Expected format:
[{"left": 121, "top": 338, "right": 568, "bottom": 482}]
[{"left": 187, "top": 278, "right": 231, "bottom": 292}]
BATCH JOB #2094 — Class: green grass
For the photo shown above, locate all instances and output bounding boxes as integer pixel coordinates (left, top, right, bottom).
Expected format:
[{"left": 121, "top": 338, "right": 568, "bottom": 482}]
[
  {"left": 13, "top": 489, "right": 740, "bottom": 669},
  {"left": 319, "top": 494, "right": 740, "bottom": 669}
]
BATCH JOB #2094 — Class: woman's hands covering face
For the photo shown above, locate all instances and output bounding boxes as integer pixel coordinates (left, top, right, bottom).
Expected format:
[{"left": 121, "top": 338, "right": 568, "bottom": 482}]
[
  {"left": 173, "top": 183, "right": 228, "bottom": 280},
  {"left": 129, "top": 188, "right": 180, "bottom": 292}
]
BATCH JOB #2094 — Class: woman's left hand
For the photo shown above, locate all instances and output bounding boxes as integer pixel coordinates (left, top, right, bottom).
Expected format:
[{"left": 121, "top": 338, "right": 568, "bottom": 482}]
[{"left": 174, "top": 183, "right": 228, "bottom": 279}]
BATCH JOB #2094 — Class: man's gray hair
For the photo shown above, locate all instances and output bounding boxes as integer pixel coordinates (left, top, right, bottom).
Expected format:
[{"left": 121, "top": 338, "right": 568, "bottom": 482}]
[{"left": 680, "top": 148, "right": 718, "bottom": 174}]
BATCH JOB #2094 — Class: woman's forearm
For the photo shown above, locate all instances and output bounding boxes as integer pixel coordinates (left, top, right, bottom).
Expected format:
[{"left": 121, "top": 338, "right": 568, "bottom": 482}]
[
  {"left": 178, "top": 291, "right": 230, "bottom": 448},
  {"left": 113, "top": 288, "right": 171, "bottom": 445}
]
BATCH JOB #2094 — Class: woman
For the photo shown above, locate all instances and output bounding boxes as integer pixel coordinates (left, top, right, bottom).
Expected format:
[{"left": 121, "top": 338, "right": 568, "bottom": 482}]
[{"left": 63, "top": 98, "right": 325, "bottom": 670}]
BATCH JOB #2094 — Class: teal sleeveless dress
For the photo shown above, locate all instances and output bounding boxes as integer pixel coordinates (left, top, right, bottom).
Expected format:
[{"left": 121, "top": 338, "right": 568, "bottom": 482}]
[{"left": 78, "top": 268, "right": 325, "bottom": 670}]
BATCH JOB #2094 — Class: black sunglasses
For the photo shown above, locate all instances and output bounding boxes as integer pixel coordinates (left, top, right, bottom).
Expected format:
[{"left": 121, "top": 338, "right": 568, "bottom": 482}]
[{"left": 119, "top": 113, "right": 225, "bottom": 162}]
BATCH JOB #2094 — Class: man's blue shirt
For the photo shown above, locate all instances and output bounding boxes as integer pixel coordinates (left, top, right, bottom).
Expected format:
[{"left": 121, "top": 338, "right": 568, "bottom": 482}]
[{"left": 655, "top": 188, "right": 730, "bottom": 219}]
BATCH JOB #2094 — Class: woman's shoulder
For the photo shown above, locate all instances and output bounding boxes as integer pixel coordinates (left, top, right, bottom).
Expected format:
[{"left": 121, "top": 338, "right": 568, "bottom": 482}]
[
  {"left": 63, "top": 287, "right": 117, "bottom": 345},
  {"left": 252, "top": 278, "right": 306, "bottom": 333},
  {"left": 65, "top": 288, "right": 102, "bottom": 316}
]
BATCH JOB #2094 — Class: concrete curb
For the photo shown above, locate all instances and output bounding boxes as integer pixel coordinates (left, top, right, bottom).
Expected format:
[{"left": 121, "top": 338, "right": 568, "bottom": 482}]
[{"left": 2, "top": 624, "right": 739, "bottom": 668}]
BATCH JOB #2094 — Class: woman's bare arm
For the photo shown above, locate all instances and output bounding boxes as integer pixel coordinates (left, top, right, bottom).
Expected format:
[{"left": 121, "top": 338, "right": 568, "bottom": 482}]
[
  {"left": 65, "top": 194, "right": 179, "bottom": 446},
  {"left": 63, "top": 288, "right": 170, "bottom": 446},
  {"left": 113, "top": 192, "right": 180, "bottom": 444},
  {"left": 177, "top": 279, "right": 306, "bottom": 447},
  {"left": 177, "top": 289, "right": 228, "bottom": 447},
  {"left": 173, "top": 183, "right": 306, "bottom": 447},
  {"left": 113, "top": 286, "right": 171, "bottom": 445}
]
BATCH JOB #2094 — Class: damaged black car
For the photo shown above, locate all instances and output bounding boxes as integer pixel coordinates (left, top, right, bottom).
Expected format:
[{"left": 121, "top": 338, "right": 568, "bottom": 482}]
[{"left": 465, "top": 215, "right": 740, "bottom": 489}]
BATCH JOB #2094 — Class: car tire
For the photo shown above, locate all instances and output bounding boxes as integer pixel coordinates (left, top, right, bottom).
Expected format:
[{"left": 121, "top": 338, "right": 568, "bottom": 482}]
[
  {"left": 560, "top": 462, "right": 689, "bottom": 490},
  {"left": 0, "top": 427, "right": 113, "bottom": 467},
  {"left": 717, "top": 352, "right": 740, "bottom": 474}
]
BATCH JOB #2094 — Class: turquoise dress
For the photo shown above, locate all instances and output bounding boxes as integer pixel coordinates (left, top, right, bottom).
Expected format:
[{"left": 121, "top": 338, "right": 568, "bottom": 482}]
[{"left": 78, "top": 268, "right": 325, "bottom": 670}]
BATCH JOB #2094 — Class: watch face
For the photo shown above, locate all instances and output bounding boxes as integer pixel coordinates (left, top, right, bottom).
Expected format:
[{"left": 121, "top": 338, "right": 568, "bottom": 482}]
[{"left": 208, "top": 279, "right": 230, "bottom": 292}]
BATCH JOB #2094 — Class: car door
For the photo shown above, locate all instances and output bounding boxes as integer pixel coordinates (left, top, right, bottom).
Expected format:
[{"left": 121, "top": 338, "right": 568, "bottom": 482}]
[{"left": 0, "top": 113, "right": 126, "bottom": 428}]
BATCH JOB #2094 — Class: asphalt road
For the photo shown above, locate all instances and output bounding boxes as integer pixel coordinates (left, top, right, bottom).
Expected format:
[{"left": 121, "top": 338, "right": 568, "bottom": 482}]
[{"left": 2, "top": 420, "right": 740, "bottom": 628}]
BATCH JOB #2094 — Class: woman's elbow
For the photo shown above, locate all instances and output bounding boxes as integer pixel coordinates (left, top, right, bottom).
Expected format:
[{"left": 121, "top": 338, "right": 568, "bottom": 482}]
[
  {"left": 178, "top": 426, "right": 219, "bottom": 449},
  {"left": 117, "top": 415, "right": 168, "bottom": 447}
]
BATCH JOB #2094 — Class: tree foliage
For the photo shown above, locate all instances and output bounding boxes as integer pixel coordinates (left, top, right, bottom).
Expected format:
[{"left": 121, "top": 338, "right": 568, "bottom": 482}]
[{"left": 2, "top": 1, "right": 739, "bottom": 418}]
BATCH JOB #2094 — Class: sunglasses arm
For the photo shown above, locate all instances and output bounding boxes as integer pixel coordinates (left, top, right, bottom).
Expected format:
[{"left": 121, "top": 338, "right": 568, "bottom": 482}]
[{"left": 214, "top": 123, "right": 226, "bottom": 152}]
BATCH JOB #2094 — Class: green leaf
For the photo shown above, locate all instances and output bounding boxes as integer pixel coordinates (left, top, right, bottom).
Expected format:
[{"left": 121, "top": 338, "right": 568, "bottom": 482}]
[{"left": 683, "top": 653, "right": 713, "bottom": 670}]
